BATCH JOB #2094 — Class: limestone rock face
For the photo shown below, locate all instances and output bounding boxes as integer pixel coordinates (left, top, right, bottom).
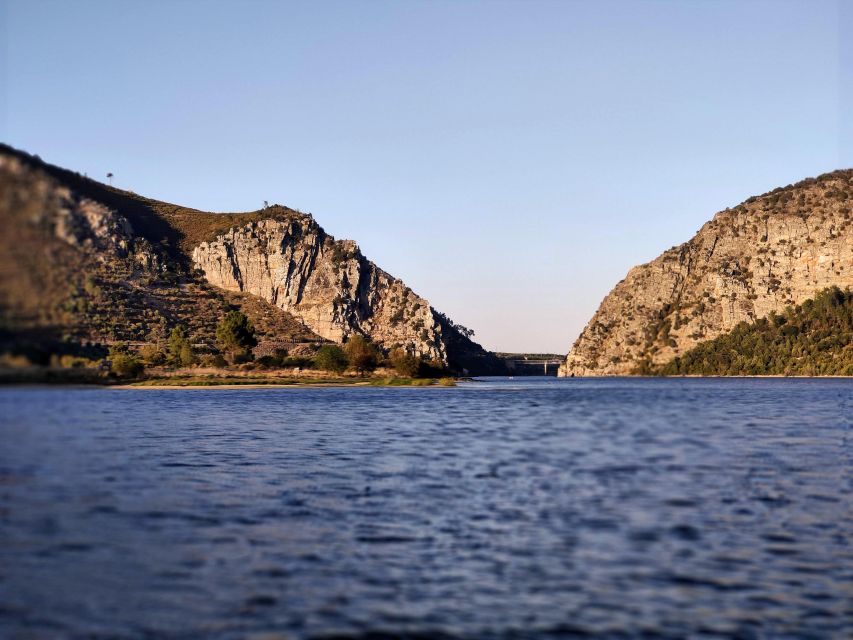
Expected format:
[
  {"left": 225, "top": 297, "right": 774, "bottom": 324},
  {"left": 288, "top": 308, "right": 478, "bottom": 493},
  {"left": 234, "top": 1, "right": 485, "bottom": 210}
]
[
  {"left": 192, "top": 218, "right": 449, "bottom": 361},
  {"left": 560, "top": 170, "right": 853, "bottom": 376}
]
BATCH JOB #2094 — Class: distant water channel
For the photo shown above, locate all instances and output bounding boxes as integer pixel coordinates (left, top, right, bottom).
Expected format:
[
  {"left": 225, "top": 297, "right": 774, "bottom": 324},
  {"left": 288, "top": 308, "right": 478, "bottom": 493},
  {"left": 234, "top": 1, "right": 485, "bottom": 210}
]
[{"left": 1, "top": 378, "right": 851, "bottom": 638}]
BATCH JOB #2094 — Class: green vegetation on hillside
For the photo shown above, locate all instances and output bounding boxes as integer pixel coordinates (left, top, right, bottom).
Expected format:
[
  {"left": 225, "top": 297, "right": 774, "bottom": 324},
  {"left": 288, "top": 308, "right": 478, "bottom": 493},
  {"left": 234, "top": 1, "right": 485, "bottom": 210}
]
[{"left": 654, "top": 287, "right": 853, "bottom": 376}]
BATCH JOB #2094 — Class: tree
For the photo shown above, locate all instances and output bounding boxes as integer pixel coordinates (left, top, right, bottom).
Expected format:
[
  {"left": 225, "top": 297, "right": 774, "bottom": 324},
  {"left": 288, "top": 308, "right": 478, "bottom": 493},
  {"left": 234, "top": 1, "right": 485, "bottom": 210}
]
[
  {"left": 111, "top": 353, "right": 143, "bottom": 378},
  {"left": 168, "top": 325, "right": 195, "bottom": 367},
  {"left": 139, "top": 343, "right": 166, "bottom": 366},
  {"left": 314, "top": 345, "right": 348, "bottom": 374},
  {"left": 343, "top": 335, "right": 378, "bottom": 376},
  {"left": 107, "top": 172, "right": 114, "bottom": 186},
  {"left": 389, "top": 347, "right": 420, "bottom": 377},
  {"left": 434, "top": 310, "right": 475, "bottom": 338},
  {"left": 179, "top": 342, "right": 196, "bottom": 367},
  {"left": 216, "top": 311, "right": 257, "bottom": 358}
]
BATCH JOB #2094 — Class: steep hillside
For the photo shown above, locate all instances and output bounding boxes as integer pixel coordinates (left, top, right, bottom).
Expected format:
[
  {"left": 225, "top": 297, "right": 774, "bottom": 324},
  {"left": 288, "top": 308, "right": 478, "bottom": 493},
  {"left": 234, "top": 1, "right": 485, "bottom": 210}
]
[
  {"left": 0, "top": 147, "right": 322, "bottom": 363},
  {"left": 656, "top": 287, "right": 853, "bottom": 376},
  {"left": 559, "top": 170, "right": 853, "bottom": 376},
  {"left": 0, "top": 144, "right": 501, "bottom": 373}
]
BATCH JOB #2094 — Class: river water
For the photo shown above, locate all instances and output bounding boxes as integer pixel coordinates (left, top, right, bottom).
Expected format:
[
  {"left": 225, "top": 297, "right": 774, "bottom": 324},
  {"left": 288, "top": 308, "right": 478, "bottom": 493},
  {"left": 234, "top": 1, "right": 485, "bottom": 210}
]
[{"left": 0, "top": 378, "right": 851, "bottom": 638}]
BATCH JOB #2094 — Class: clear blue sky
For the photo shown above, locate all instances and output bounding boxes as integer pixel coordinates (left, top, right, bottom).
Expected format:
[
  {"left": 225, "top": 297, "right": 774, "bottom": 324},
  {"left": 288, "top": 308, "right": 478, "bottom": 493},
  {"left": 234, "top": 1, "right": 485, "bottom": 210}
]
[{"left": 1, "top": 0, "right": 848, "bottom": 353}]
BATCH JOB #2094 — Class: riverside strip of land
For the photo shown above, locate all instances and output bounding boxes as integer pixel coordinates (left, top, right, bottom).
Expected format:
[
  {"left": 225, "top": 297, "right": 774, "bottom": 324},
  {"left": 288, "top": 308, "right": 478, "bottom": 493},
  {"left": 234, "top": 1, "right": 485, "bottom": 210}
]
[
  {"left": 0, "top": 365, "right": 457, "bottom": 388},
  {"left": 124, "top": 375, "right": 456, "bottom": 388}
]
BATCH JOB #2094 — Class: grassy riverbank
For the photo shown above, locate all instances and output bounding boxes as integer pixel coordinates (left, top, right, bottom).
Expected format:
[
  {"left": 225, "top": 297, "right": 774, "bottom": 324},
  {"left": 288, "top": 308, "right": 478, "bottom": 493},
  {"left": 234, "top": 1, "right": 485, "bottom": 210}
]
[
  {"left": 0, "top": 364, "right": 457, "bottom": 388},
  {"left": 125, "top": 374, "right": 456, "bottom": 388}
]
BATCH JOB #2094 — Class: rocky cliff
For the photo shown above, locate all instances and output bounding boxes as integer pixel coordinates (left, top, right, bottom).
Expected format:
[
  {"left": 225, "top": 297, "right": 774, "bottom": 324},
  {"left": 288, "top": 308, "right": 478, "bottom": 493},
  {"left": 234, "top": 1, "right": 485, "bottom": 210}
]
[
  {"left": 560, "top": 170, "right": 853, "bottom": 376},
  {"left": 0, "top": 144, "right": 500, "bottom": 373},
  {"left": 192, "top": 219, "right": 449, "bottom": 361}
]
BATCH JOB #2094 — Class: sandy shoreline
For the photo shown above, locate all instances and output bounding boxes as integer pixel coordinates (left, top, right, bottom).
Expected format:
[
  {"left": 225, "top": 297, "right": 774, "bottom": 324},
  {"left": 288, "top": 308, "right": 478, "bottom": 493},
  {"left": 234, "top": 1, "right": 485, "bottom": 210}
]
[{"left": 113, "top": 376, "right": 461, "bottom": 389}]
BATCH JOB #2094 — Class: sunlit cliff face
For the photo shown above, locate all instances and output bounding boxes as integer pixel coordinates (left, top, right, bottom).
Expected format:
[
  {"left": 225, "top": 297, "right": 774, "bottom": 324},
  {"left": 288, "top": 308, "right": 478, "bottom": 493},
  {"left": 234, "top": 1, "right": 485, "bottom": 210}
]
[{"left": 561, "top": 171, "right": 853, "bottom": 376}]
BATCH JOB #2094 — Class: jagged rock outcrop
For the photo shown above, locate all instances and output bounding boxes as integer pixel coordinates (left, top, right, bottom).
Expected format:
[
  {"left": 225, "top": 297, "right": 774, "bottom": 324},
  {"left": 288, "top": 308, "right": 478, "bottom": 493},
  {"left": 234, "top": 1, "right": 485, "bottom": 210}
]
[
  {"left": 2, "top": 152, "right": 129, "bottom": 257},
  {"left": 192, "top": 218, "right": 449, "bottom": 361},
  {"left": 1, "top": 150, "right": 167, "bottom": 272},
  {"left": 560, "top": 170, "right": 853, "bottom": 376},
  {"left": 50, "top": 187, "right": 165, "bottom": 273}
]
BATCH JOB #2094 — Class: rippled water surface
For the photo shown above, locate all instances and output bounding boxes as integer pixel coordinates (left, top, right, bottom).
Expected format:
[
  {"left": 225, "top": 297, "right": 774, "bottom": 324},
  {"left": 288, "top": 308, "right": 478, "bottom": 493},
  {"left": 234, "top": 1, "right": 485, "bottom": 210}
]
[{"left": 1, "top": 378, "right": 851, "bottom": 639}]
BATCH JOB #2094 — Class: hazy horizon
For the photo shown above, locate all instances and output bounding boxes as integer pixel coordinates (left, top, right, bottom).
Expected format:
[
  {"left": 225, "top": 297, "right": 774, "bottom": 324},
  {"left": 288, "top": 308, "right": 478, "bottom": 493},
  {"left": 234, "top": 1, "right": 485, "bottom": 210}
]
[{"left": 3, "top": 0, "right": 850, "bottom": 353}]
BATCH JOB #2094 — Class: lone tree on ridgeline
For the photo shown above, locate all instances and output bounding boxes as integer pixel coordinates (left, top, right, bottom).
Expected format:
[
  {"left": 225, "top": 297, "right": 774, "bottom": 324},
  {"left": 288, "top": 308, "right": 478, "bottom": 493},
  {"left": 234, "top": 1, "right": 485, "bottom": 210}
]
[
  {"left": 216, "top": 311, "right": 257, "bottom": 360},
  {"left": 107, "top": 172, "right": 113, "bottom": 186},
  {"left": 343, "top": 334, "right": 378, "bottom": 376}
]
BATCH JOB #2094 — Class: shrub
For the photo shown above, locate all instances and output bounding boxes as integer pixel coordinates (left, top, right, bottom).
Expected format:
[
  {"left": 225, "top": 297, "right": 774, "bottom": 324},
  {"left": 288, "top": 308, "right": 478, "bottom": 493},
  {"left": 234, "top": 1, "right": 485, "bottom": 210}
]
[
  {"left": 52, "top": 354, "right": 97, "bottom": 369},
  {"left": 111, "top": 353, "right": 144, "bottom": 378},
  {"left": 256, "top": 355, "right": 282, "bottom": 369},
  {"left": 389, "top": 347, "right": 420, "bottom": 377},
  {"left": 109, "top": 342, "right": 131, "bottom": 355},
  {"left": 281, "top": 356, "right": 314, "bottom": 369},
  {"left": 232, "top": 351, "right": 254, "bottom": 364},
  {"left": 139, "top": 344, "right": 166, "bottom": 366},
  {"left": 419, "top": 357, "right": 450, "bottom": 377},
  {"left": 330, "top": 244, "right": 352, "bottom": 265}
]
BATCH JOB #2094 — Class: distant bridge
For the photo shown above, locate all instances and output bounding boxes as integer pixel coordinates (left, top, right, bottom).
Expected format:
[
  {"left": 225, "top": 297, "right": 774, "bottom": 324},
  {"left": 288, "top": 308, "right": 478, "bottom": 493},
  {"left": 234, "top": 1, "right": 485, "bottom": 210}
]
[{"left": 501, "top": 356, "right": 564, "bottom": 376}]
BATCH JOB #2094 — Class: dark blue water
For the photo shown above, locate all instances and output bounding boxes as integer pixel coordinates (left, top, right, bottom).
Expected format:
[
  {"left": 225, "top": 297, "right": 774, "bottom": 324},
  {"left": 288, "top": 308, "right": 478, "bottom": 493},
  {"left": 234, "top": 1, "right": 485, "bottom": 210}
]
[{"left": 0, "top": 378, "right": 851, "bottom": 639}]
